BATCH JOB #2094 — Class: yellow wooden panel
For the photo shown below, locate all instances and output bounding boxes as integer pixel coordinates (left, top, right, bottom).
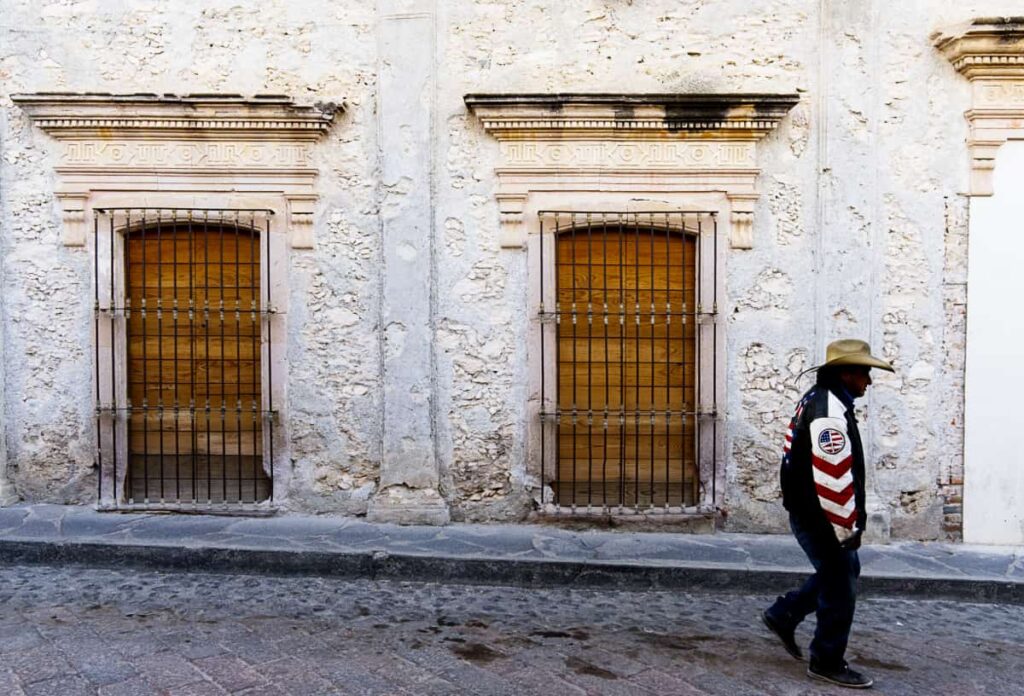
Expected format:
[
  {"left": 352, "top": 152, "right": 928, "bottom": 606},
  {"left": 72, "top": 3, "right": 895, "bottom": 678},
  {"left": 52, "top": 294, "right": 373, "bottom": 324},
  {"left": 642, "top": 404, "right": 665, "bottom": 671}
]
[
  {"left": 125, "top": 225, "right": 266, "bottom": 503},
  {"left": 555, "top": 227, "right": 698, "bottom": 506}
]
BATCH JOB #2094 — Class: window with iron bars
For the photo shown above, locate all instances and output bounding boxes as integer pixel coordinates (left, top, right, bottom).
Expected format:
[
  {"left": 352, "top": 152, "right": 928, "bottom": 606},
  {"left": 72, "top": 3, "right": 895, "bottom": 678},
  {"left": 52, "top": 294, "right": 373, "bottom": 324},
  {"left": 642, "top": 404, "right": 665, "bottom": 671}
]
[
  {"left": 537, "top": 211, "right": 720, "bottom": 513},
  {"left": 94, "top": 208, "right": 276, "bottom": 510}
]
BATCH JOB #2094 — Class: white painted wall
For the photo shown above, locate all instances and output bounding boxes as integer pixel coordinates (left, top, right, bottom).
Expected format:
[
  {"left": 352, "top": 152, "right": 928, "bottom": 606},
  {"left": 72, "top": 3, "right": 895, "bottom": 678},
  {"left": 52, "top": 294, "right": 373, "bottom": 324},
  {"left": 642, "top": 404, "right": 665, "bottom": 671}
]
[{"left": 964, "top": 140, "right": 1024, "bottom": 545}]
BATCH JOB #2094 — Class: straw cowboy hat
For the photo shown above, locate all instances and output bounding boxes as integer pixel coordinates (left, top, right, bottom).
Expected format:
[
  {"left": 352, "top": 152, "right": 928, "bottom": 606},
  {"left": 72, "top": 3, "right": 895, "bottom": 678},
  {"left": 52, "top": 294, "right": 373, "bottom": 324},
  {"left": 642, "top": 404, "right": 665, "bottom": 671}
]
[{"left": 805, "top": 339, "right": 894, "bottom": 374}]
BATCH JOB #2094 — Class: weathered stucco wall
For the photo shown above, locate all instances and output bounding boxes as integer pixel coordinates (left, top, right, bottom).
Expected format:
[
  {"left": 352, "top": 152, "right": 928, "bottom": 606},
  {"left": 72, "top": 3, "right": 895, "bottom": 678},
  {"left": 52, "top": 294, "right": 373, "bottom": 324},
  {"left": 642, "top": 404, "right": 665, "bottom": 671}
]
[
  {"left": 0, "top": 0, "right": 1017, "bottom": 539},
  {"left": 0, "top": 0, "right": 384, "bottom": 512}
]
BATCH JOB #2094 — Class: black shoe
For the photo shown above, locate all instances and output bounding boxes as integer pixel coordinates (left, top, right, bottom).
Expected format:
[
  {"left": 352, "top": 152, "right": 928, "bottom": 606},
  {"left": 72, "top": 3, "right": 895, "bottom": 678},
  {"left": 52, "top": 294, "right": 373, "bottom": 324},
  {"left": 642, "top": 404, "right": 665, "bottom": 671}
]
[
  {"left": 807, "top": 659, "right": 874, "bottom": 689},
  {"left": 761, "top": 609, "right": 803, "bottom": 661}
]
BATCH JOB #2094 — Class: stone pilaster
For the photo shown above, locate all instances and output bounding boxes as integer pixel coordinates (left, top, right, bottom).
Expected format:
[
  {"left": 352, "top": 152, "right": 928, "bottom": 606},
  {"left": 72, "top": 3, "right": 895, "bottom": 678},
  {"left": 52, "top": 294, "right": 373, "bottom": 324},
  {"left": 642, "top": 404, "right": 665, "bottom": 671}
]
[{"left": 367, "top": 0, "right": 449, "bottom": 525}]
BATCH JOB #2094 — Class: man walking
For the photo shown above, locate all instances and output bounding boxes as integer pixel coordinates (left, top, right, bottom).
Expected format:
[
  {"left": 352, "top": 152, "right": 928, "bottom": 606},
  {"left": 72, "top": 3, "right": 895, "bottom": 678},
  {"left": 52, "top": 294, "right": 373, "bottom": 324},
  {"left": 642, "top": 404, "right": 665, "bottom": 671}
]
[{"left": 762, "top": 339, "right": 894, "bottom": 689}]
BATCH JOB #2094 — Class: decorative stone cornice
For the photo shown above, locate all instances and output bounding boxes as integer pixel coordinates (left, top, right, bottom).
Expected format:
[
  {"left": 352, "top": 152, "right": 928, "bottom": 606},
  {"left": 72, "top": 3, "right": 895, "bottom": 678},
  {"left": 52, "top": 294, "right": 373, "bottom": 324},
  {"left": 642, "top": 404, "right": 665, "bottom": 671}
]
[
  {"left": 465, "top": 93, "right": 798, "bottom": 248},
  {"left": 464, "top": 93, "right": 799, "bottom": 141},
  {"left": 11, "top": 93, "right": 338, "bottom": 140},
  {"left": 15, "top": 93, "right": 339, "bottom": 247},
  {"left": 934, "top": 18, "right": 1024, "bottom": 79},
  {"left": 934, "top": 19, "right": 1024, "bottom": 195}
]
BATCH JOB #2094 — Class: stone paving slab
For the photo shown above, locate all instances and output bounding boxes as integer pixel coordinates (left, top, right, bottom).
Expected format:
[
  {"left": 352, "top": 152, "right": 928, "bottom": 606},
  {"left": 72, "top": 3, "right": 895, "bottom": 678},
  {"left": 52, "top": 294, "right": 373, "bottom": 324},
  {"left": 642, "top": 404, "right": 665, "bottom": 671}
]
[
  {"left": 0, "top": 504, "right": 1021, "bottom": 602},
  {"left": 2, "top": 564, "right": 1023, "bottom": 696}
]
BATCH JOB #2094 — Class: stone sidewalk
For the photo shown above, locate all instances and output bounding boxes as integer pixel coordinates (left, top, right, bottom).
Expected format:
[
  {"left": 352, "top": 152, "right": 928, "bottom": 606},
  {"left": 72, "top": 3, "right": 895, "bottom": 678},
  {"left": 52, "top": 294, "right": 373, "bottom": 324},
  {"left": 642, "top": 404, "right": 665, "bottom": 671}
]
[{"left": 0, "top": 504, "right": 1020, "bottom": 603}]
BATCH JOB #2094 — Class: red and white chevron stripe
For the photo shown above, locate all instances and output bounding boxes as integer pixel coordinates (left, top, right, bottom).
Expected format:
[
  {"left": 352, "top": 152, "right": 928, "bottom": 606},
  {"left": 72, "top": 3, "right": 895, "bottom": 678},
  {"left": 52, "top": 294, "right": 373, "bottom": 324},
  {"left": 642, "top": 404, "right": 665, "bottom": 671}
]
[{"left": 810, "top": 394, "right": 856, "bottom": 541}]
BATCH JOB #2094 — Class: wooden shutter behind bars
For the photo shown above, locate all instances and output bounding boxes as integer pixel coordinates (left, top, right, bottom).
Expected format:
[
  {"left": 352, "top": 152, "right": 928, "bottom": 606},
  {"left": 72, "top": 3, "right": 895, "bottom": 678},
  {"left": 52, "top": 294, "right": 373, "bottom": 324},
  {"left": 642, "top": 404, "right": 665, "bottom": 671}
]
[
  {"left": 556, "top": 227, "right": 697, "bottom": 507},
  {"left": 125, "top": 225, "right": 267, "bottom": 503}
]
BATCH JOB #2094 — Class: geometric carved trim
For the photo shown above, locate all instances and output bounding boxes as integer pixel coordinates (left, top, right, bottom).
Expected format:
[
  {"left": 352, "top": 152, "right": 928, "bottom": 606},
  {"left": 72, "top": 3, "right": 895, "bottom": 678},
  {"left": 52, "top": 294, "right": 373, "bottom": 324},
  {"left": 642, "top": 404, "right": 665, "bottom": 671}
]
[
  {"left": 12, "top": 93, "right": 339, "bottom": 247},
  {"left": 465, "top": 93, "right": 799, "bottom": 249},
  {"left": 934, "top": 19, "right": 1024, "bottom": 196},
  {"left": 499, "top": 142, "right": 756, "bottom": 169}
]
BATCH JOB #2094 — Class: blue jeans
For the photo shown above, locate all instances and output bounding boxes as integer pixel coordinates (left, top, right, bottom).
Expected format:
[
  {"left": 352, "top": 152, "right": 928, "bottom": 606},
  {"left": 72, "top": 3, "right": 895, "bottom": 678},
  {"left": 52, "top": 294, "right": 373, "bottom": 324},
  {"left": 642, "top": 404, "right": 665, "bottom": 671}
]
[{"left": 765, "top": 513, "right": 861, "bottom": 668}]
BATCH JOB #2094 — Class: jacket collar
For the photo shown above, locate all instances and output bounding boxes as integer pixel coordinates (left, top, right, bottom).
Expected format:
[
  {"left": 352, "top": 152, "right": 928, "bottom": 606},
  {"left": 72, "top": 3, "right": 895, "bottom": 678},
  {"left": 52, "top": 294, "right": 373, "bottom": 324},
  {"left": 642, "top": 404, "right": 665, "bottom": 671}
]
[{"left": 829, "top": 384, "right": 857, "bottom": 411}]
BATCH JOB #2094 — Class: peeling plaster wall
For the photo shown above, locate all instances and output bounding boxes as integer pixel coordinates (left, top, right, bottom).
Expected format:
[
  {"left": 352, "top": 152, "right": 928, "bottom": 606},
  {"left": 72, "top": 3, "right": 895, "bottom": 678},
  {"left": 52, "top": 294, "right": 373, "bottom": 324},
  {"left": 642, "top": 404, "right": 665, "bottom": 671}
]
[{"left": 0, "top": 0, "right": 1015, "bottom": 538}]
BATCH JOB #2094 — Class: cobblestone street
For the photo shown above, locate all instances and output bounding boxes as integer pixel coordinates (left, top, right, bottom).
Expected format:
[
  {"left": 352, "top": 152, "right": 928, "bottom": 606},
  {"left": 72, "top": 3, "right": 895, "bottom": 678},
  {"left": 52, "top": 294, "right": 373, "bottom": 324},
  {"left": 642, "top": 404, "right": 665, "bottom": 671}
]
[{"left": 0, "top": 564, "right": 1020, "bottom": 696}]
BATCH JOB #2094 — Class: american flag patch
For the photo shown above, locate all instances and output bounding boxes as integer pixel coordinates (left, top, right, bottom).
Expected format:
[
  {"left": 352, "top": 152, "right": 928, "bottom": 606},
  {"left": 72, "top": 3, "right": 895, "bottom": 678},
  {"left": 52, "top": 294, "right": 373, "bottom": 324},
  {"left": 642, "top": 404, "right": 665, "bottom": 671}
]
[{"left": 818, "top": 428, "right": 846, "bottom": 455}]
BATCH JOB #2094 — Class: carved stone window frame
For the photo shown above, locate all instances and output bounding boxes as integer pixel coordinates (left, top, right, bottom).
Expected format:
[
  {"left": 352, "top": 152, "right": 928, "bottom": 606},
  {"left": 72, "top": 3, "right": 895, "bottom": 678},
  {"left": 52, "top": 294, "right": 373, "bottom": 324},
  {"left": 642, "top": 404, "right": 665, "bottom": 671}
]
[
  {"left": 465, "top": 93, "right": 798, "bottom": 250},
  {"left": 466, "top": 93, "right": 798, "bottom": 514},
  {"left": 934, "top": 19, "right": 1024, "bottom": 196},
  {"left": 13, "top": 93, "right": 337, "bottom": 508},
  {"left": 12, "top": 93, "right": 336, "bottom": 246}
]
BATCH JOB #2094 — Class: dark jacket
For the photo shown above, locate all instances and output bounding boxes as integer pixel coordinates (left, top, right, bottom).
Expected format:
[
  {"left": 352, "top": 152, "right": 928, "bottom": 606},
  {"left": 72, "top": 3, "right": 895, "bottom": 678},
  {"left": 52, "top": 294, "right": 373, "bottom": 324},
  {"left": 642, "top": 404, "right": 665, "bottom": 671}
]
[{"left": 780, "top": 383, "right": 866, "bottom": 545}]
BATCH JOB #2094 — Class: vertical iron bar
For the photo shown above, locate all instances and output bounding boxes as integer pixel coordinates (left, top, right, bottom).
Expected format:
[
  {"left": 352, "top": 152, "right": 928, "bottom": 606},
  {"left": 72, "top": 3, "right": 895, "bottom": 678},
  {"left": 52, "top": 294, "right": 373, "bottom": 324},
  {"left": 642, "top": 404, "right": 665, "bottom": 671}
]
[
  {"left": 554, "top": 213, "right": 561, "bottom": 507},
  {"left": 664, "top": 213, "right": 671, "bottom": 508},
  {"left": 618, "top": 213, "right": 625, "bottom": 509},
  {"left": 110, "top": 212, "right": 118, "bottom": 506},
  {"left": 220, "top": 215, "right": 227, "bottom": 503},
  {"left": 571, "top": 214, "right": 577, "bottom": 509},
  {"left": 204, "top": 212, "right": 212, "bottom": 504},
  {"left": 712, "top": 213, "right": 719, "bottom": 506},
  {"left": 586, "top": 213, "right": 592, "bottom": 508},
  {"left": 189, "top": 211, "right": 197, "bottom": 503},
  {"left": 649, "top": 214, "right": 655, "bottom": 508},
  {"left": 235, "top": 212, "right": 243, "bottom": 504},
  {"left": 140, "top": 210, "right": 147, "bottom": 504},
  {"left": 251, "top": 213, "right": 258, "bottom": 503},
  {"left": 539, "top": 214, "right": 545, "bottom": 506},
  {"left": 681, "top": 214, "right": 688, "bottom": 507},
  {"left": 695, "top": 214, "right": 703, "bottom": 506},
  {"left": 95, "top": 213, "right": 102, "bottom": 503},
  {"left": 157, "top": 210, "right": 165, "bottom": 502},
  {"left": 173, "top": 214, "right": 180, "bottom": 502},
  {"left": 601, "top": 213, "right": 609, "bottom": 510},
  {"left": 633, "top": 213, "right": 640, "bottom": 508},
  {"left": 123, "top": 211, "right": 130, "bottom": 505},
  {"left": 265, "top": 215, "right": 274, "bottom": 500}
]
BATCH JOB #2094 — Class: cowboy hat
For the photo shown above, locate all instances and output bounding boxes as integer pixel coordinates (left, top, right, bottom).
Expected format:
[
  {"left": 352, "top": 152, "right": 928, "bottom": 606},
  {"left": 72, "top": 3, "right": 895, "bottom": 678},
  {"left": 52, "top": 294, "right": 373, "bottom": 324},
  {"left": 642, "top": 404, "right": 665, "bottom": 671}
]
[{"left": 805, "top": 339, "right": 894, "bottom": 373}]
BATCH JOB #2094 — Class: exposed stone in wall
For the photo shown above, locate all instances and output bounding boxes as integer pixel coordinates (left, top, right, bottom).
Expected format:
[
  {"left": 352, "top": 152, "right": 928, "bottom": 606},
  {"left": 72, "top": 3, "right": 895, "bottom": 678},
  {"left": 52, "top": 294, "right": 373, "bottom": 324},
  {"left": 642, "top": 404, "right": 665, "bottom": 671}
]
[
  {"left": 444, "top": 218, "right": 466, "bottom": 258},
  {"left": 436, "top": 318, "right": 525, "bottom": 521},
  {"left": 726, "top": 343, "right": 808, "bottom": 532},
  {"left": 284, "top": 208, "right": 381, "bottom": 514},
  {"left": 767, "top": 176, "right": 804, "bottom": 246},
  {"left": 735, "top": 268, "right": 793, "bottom": 314},
  {"left": 936, "top": 194, "right": 969, "bottom": 540},
  {"left": 0, "top": 103, "right": 94, "bottom": 502},
  {"left": 872, "top": 191, "right": 944, "bottom": 540},
  {"left": 787, "top": 102, "right": 812, "bottom": 158}
]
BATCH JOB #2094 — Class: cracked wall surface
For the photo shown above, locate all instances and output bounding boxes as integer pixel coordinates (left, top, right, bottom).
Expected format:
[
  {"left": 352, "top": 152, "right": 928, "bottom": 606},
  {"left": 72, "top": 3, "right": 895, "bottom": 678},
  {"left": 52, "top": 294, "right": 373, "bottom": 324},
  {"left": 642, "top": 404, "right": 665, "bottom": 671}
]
[{"left": 0, "top": 0, "right": 1012, "bottom": 538}]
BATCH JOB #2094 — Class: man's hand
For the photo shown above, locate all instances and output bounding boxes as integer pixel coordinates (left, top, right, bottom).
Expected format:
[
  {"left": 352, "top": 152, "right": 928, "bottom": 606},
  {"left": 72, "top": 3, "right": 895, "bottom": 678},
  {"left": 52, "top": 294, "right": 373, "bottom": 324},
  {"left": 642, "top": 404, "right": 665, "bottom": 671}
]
[{"left": 839, "top": 529, "right": 863, "bottom": 551}]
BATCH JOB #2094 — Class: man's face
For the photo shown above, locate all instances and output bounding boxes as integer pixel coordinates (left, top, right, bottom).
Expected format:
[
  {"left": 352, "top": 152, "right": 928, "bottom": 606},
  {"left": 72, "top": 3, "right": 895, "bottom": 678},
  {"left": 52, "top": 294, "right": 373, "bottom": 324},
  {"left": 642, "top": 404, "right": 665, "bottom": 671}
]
[{"left": 839, "top": 366, "right": 872, "bottom": 398}]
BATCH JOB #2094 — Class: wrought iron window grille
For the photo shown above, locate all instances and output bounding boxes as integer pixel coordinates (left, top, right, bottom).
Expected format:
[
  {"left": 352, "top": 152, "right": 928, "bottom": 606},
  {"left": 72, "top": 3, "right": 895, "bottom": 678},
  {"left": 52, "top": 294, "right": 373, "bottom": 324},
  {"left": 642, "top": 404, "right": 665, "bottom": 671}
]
[
  {"left": 93, "top": 208, "right": 276, "bottom": 512},
  {"left": 537, "top": 211, "right": 720, "bottom": 514}
]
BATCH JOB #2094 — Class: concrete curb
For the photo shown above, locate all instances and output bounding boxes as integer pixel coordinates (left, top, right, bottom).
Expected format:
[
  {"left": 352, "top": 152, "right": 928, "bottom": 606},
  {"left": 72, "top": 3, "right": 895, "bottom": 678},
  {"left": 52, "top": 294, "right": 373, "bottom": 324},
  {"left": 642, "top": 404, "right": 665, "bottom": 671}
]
[{"left": 2, "top": 538, "right": 1021, "bottom": 604}]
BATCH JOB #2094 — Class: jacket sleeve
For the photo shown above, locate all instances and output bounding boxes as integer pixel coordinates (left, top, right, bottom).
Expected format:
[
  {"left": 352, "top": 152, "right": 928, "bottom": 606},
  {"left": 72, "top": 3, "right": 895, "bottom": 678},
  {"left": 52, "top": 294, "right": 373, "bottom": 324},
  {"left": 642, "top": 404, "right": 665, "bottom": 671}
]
[{"left": 808, "top": 414, "right": 858, "bottom": 543}]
